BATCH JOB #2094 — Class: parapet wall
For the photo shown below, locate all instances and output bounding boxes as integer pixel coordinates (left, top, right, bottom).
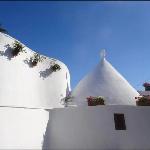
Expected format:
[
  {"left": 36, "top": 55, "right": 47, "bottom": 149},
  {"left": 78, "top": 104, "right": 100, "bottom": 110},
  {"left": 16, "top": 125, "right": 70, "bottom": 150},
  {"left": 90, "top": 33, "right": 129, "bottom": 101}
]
[
  {"left": 0, "top": 106, "right": 150, "bottom": 150},
  {"left": 44, "top": 105, "right": 150, "bottom": 150}
]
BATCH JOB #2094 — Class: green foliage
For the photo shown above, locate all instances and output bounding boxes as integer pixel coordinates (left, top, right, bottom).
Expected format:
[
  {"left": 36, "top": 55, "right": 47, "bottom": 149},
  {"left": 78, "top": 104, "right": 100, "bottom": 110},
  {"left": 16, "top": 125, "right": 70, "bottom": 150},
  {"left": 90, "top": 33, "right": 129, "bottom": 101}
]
[
  {"left": 61, "top": 92, "right": 73, "bottom": 107},
  {"left": 136, "top": 96, "right": 150, "bottom": 106},
  {"left": 12, "top": 41, "right": 26, "bottom": 56},
  {"left": 30, "top": 53, "right": 46, "bottom": 67},
  {"left": 139, "top": 97, "right": 148, "bottom": 102},
  {"left": 51, "top": 63, "right": 61, "bottom": 72},
  {"left": 87, "top": 96, "right": 105, "bottom": 106}
]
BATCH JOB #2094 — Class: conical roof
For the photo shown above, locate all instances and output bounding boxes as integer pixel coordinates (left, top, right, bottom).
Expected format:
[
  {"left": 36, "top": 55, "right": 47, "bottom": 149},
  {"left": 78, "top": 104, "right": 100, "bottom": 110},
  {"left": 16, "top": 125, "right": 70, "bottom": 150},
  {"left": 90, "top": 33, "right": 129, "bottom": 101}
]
[{"left": 72, "top": 50, "right": 139, "bottom": 106}]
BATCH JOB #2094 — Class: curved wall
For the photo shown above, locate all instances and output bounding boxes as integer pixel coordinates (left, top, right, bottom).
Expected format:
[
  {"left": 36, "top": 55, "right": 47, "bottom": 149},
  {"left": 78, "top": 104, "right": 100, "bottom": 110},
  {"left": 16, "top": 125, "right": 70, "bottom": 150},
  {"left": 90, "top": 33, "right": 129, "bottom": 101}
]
[{"left": 0, "top": 33, "right": 71, "bottom": 109}]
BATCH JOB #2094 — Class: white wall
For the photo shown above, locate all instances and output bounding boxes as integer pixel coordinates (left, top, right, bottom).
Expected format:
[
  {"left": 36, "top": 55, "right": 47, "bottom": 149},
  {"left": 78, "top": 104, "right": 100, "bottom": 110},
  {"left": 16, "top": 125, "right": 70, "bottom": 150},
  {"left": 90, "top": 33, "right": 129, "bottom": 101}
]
[
  {"left": 0, "top": 33, "right": 71, "bottom": 109},
  {"left": 44, "top": 106, "right": 150, "bottom": 150},
  {"left": 0, "top": 107, "right": 49, "bottom": 149},
  {"left": 1, "top": 105, "right": 150, "bottom": 150}
]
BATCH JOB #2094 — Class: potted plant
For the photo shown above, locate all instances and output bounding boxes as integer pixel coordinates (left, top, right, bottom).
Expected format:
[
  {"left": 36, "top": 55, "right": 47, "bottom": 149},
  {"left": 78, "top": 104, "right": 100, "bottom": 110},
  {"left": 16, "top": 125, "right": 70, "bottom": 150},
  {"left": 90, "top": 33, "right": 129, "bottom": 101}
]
[
  {"left": 11, "top": 40, "right": 26, "bottom": 57},
  {"left": 87, "top": 96, "right": 105, "bottom": 106},
  {"left": 29, "top": 53, "right": 46, "bottom": 67},
  {"left": 143, "top": 82, "right": 150, "bottom": 91},
  {"left": 50, "top": 63, "right": 61, "bottom": 72},
  {"left": 135, "top": 96, "right": 150, "bottom": 106},
  {"left": 61, "top": 92, "right": 73, "bottom": 107}
]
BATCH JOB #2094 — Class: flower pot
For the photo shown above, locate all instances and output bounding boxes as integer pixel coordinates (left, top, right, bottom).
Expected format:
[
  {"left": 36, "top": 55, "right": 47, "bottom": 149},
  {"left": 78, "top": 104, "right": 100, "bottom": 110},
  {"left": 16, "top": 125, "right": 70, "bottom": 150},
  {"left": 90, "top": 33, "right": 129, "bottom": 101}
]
[
  {"left": 145, "top": 86, "right": 150, "bottom": 91},
  {"left": 31, "top": 60, "right": 38, "bottom": 67},
  {"left": 12, "top": 49, "right": 20, "bottom": 57},
  {"left": 88, "top": 100, "right": 97, "bottom": 106},
  {"left": 51, "top": 64, "right": 61, "bottom": 72},
  {"left": 87, "top": 96, "right": 105, "bottom": 106},
  {"left": 87, "top": 100, "right": 104, "bottom": 106},
  {"left": 136, "top": 100, "right": 150, "bottom": 106}
]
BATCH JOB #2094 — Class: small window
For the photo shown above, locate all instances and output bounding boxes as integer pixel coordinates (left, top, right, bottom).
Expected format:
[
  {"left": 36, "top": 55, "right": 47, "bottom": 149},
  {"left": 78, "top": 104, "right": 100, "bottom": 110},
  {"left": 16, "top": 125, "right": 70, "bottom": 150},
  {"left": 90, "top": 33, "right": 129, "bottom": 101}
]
[{"left": 114, "top": 113, "right": 126, "bottom": 130}]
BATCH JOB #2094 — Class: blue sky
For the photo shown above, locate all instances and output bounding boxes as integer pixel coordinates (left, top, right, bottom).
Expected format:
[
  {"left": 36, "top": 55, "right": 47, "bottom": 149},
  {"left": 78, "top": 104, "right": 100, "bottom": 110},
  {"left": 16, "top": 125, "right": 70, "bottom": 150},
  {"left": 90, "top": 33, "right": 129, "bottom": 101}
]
[{"left": 0, "top": 1, "right": 150, "bottom": 90}]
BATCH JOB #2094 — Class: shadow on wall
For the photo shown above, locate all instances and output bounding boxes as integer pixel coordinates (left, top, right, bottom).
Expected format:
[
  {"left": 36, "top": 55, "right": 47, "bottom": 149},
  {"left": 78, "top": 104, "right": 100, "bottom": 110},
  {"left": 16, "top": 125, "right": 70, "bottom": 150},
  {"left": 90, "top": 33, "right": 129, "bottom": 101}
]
[
  {"left": 42, "top": 110, "right": 51, "bottom": 150},
  {"left": 23, "top": 59, "right": 35, "bottom": 68},
  {"left": 0, "top": 44, "right": 13, "bottom": 60},
  {"left": 39, "top": 59, "right": 59, "bottom": 80},
  {"left": 24, "top": 59, "right": 53, "bottom": 79},
  {"left": 39, "top": 67, "right": 53, "bottom": 79},
  {"left": 0, "top": 45, "right": 56, "bottom": 80}
]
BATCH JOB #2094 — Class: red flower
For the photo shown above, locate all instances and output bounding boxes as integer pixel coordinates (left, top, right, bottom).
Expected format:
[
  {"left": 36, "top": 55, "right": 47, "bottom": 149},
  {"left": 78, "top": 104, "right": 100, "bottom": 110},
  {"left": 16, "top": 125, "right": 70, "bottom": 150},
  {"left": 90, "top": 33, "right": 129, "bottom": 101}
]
[{"left": 143, "top": 82, "right": 150, "bottom": 87}]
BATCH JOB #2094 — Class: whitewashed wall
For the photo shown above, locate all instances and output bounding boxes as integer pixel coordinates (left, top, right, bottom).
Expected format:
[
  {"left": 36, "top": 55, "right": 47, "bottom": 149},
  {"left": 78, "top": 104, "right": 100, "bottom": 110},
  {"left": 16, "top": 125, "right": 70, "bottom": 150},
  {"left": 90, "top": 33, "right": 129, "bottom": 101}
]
[
  {"left": 0, "top": 33, "right": 70, "bottom": 109},
  {"left": 44, "top": 106, "right": 150, "bottom": 150},
  {"left": 0, "top": 107, "right": 49, "bottom": 149}
]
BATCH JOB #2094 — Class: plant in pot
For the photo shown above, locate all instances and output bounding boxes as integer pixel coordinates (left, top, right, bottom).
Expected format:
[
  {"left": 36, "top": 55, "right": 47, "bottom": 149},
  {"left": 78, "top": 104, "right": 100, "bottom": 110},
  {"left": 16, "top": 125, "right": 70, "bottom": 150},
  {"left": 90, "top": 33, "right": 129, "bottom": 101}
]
[
  {"left": 87, "top": 96, "right": 105, "bottom": 106},
  {"left": 143, "top": 82, "right": 150, "bottom": 91},
  {"left": 61, "top": 92, "right": 73, "bottom": 107},
  {"left": 29, "top": 53, "right": 46, "bottom": 67},
  {"left": 50, "top": 63, "right": 61, "bottom": 72},
  {"left": 11, "top": 40, "right": 26, "bottom": 57},
  {"left": 135, "top": 96, "right": 150, "bottom": 106}
]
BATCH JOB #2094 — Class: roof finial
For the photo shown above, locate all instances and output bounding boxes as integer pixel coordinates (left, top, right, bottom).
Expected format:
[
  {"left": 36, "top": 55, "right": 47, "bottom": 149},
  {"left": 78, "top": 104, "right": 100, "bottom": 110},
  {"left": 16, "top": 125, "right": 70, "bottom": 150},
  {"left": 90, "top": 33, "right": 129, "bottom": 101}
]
[{"left": 100, "top": 49, "right": 106, "bottom": 60}]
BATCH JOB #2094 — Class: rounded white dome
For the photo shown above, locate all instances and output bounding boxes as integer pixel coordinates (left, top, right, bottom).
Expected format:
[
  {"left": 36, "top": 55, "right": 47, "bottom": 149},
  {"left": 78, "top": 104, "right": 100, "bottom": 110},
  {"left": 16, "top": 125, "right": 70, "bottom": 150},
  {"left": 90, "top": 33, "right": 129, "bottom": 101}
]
[
  {"left": 0, "top": 32, "right": 71, "bottom": 109},
  {"left": 72, "top": 53, "right": 139, "bottom": 106}
]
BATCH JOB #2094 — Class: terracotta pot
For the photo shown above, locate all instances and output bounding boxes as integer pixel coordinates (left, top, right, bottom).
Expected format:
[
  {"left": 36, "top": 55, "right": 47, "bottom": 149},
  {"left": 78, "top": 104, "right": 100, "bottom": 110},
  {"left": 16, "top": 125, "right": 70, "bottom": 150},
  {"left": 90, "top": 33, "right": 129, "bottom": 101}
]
[
  {"left": 87, "top": 100, "right": 104, "bottom": 106},
  {"left": 12, "top": 49, "right": 20, "bottom": 56},
  {"left": 136, "top": 100, "right": 150, "bottom": 106},
  {"left": 88, "top": 100, "right": 96, "bottom": 106},
  {"left": 31, "top": 60, "right": 38, "bottom": 67}
]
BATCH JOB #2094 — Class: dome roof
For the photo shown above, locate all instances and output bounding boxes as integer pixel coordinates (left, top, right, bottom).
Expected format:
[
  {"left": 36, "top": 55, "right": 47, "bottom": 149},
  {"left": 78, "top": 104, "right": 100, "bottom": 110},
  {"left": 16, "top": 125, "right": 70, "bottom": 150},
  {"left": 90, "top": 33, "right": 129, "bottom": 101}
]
[{"left": 72, "top": 50, "right": 139, "bottom": 106}]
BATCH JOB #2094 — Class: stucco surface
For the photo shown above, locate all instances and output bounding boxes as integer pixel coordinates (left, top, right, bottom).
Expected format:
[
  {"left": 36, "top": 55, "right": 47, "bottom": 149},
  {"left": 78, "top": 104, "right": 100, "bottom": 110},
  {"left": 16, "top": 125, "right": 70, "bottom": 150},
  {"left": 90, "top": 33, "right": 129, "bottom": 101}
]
[
  {"left": 72, "top": 57, "right": 139, "bottom": 106},
  {"left": 0, "top": 33, "right": 70, "bottom": 109},
  {"left": 44, "top": 106, "right": 150, "bottom": 150},
  {"left": 0, "top": 107, "right": 49, "bottom": 149}
]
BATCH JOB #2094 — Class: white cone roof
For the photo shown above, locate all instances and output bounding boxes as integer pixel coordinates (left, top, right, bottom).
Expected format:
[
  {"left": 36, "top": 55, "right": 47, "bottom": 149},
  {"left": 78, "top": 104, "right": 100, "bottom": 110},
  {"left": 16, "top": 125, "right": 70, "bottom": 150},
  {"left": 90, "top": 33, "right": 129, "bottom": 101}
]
[{"left": 72, "top": 51, "right": 139, "bottom": 105}]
